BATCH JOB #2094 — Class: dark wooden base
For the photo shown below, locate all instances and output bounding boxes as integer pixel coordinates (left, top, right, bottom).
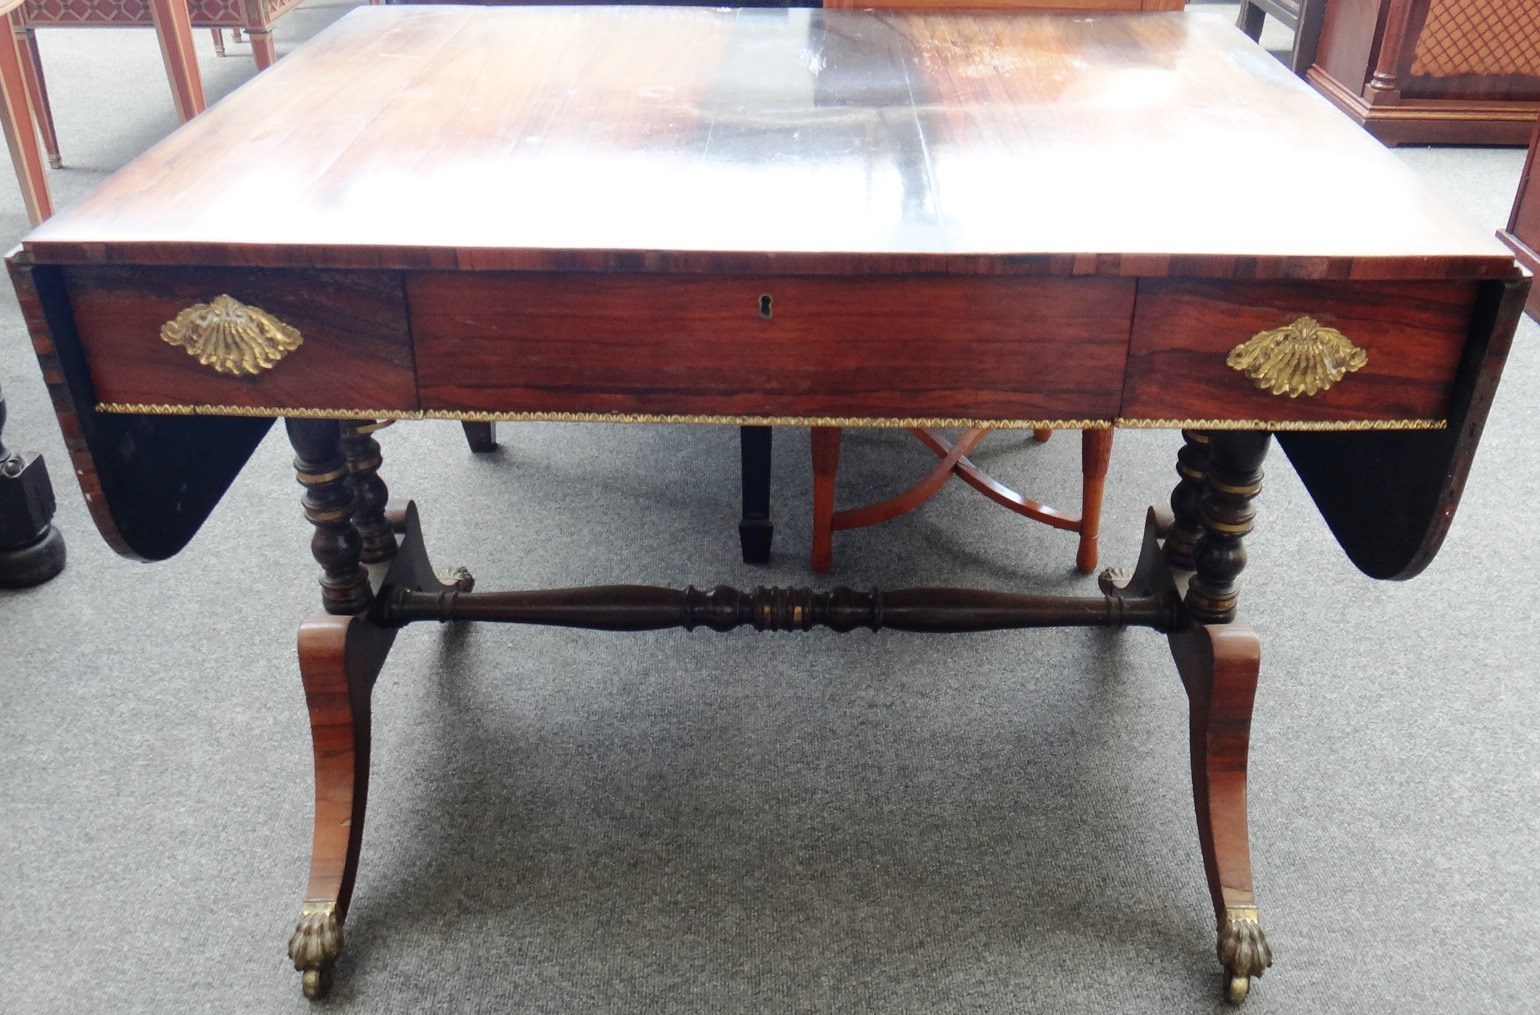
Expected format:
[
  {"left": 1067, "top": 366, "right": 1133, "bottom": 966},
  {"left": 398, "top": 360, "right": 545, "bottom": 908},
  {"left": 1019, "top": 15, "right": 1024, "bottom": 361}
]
[
  {"left": 1305, "top": 68, "right": 1538, "bottom": 147},
  {"left": 0, "top": 450, "right": 65, "bottom": 588},
  {"left": 291, "top": 497, "right": 1269, "bottom": 1003}
]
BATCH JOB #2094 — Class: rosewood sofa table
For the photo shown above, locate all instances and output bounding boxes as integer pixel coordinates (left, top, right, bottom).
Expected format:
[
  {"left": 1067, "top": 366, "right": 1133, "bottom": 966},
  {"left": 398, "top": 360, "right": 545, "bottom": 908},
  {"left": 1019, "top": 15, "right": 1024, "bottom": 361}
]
[{"left": 8, "top": 4, "right": 1525, "bottom": 1005}]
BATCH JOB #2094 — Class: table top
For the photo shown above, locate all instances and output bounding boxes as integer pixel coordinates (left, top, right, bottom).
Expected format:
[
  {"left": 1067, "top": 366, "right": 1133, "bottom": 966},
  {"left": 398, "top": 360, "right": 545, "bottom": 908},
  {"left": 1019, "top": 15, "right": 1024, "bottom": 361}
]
[{"left": 23, "top": 4, "right": 1512, "bottom": 281}]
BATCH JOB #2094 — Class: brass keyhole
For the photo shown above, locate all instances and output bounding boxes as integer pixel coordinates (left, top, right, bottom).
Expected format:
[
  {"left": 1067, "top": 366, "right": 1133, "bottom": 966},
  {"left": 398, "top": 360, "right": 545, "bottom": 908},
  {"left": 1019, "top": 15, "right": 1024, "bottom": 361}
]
[{"left": 758, "top": 294, "right": 773, "bottom": 319}]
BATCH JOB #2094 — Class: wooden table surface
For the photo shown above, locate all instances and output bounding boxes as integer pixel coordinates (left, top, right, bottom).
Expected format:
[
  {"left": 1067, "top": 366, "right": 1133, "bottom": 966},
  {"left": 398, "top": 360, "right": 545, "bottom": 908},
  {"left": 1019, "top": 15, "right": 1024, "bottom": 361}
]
[{"left": 24, "top": 4, "right": 1511, "bottom": 279}]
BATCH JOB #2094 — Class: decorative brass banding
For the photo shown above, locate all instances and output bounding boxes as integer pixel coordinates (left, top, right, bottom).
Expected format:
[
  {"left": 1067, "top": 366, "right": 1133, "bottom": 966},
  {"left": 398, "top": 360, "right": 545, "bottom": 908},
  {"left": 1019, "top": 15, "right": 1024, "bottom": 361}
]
[
  {"left": 1117, "top": 417, "right": 1444, "bottom": 431},
  {"left": 1226, "top": 316, "right": 1367, "bottom": 398},
  {"left": 91, "top": 402, "right": 1449, "bottom": 432},
  {"left": 160, "top": 295, "right": 303, "bottom": 376}
]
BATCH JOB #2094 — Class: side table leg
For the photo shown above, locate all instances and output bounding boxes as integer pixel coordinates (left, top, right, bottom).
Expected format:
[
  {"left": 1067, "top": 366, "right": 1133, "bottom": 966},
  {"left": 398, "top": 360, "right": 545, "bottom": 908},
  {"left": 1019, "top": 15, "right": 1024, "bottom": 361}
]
[
  {"left": 738, "top": 425, "right": 772, "bottom": 564},
  {"left": 1170, "top": 622, "right": 1271, "bottom": 1004},
  {"left": 461, "top": 421, "right": 498, "bottom": 454},
  {"left": 289, "top": 614, "right": 373, "bottom": 1000},
  {"left": 248, "top": 27, "right": 277, "bottom": 71},
  {"left": 1171, "top": 429, "right": 1273, "bottom": 1002},
  {"left": 810, "top": 426, "right": 840, "bottom": 573}
]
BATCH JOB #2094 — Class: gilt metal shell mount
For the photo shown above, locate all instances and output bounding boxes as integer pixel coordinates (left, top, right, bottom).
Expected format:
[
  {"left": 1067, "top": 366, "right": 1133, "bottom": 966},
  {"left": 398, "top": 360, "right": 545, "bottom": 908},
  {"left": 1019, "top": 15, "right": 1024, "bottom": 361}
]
[
  {"left": 161, "top": 294, "right": 303, "bottom": 376},
  {"left": 1225, "top": 316, "right": 1367, "bottom": 398}
]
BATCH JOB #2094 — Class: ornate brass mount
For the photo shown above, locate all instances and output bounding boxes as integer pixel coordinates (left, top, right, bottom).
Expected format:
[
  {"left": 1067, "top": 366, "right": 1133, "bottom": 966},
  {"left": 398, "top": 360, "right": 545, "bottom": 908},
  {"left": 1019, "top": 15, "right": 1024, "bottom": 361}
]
[
  {"left": 288, "top": 899, "right": 342, "bottom": 999},
  {"left": 1217, "top": 905, "right": 1273, "bottom": 1004},
  {"left": 161, "top": 295, "right": 302, "bottom": 376},
  {"left": 1226, "top": 316, "right": 1366, "bottom": 397}
]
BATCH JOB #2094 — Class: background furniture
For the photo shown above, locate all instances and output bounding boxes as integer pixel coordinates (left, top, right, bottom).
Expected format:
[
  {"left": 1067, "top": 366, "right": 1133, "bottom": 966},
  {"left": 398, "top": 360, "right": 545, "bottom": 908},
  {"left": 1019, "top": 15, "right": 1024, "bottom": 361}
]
[
  {"left": 1236, "top": 0, "right": 1325, "bottom": 74},
  {"left": 15, "top": 0, "right": 290, "bottom": 170},
  {"left": 1304, "top": 0, "right": 1540, "bottom": 145},
  {"left": 806, "top": 0, "right": 1184, "bottom": 576},
  {"left": 1498, "top": 114, "right": 1540, "bottom": 318}
]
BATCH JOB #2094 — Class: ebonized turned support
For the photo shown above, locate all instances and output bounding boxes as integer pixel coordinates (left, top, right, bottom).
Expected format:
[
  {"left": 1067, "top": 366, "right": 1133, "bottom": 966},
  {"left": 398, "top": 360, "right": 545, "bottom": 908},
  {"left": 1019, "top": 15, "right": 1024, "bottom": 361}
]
[
  {"left": 1165, "top": 429, "right": 1211, "bottom": 571},
  {"left": 1185, "top": 431, "right": 1270, "bottom": 626},
  {"left": 287, "top": 418, "right": 371, "bottom": 615},
  {"left": 0, "top": 384, "right": 64, "bottom": 587},
  {"left": 340, "top": 420, "right": 397, "bottom": 565},
  {"left": 382, "top": 581, "right": 1177, "bottom": 634}
]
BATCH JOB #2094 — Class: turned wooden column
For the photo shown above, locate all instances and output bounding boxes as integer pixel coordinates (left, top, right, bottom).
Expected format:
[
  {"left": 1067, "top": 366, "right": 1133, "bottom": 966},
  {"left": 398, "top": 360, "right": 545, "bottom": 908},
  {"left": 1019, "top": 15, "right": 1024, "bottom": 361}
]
[
  {"left": 1184, "top": 431, "right": 1270, "bottom": 626},
  {"left": 340, "top": 420, "right": 397, "bottom": 565},
  {"left": 1164, "top": 429, "right": 1212, "bottom": 571},
  {"left": 287, "top": 418, "right": 371, "bottom": 614}
]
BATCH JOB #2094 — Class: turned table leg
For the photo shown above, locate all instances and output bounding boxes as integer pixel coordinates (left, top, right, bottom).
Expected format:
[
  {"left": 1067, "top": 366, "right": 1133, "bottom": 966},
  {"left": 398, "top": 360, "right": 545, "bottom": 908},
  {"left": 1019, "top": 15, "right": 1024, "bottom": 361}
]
[
  {"left": 284, "top": 419, "right": 471, "bottom": 999},
  {"left": 1168, "top": 430, "right": 1273, "bottom": 1003}
]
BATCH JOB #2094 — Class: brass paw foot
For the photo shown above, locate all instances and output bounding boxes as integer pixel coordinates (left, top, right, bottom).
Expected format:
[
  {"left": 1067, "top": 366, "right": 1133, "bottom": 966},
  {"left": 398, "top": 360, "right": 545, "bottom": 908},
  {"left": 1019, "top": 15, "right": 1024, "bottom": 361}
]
[
  {"left": 1217, "top": 906, "right": 1272, "bottom": 1005},
  {"left": 288, "top": 900, "right": 343, "bottom": 1000},
  {"left": 442, "top": 566, "right": 474, "bottom": 592}
]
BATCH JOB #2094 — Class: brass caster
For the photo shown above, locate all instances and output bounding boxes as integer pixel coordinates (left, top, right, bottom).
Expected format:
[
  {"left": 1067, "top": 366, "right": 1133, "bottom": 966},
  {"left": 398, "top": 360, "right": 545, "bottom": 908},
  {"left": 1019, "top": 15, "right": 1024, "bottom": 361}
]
[
  {"left": 289, "top": 900, "right": 342, "bottom": 1001},
  {"left": 301, "top": 968, "right": 331, "bottom": 1000},
  {"left": 1217, "top": 905, "right": 1271, "bottom": 1006}
]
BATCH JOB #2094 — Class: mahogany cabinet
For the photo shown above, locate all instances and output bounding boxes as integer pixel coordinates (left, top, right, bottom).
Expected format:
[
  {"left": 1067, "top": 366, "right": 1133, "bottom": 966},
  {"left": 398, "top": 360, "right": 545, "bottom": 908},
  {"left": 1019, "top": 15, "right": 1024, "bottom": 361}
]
[{"left": 1305, "top": 0, "right": 1540, "bottom": 145}]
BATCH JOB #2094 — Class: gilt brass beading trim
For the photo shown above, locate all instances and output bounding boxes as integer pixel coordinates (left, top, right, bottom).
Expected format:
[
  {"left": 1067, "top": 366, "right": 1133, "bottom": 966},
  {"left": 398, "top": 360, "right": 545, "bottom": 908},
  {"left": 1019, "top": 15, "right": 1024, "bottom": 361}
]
[
  {"left": 92, "top": 401, "right": 1448, "bottom": 431},
  {"left": 160, "top": 295, "right": 303, "bottom": 376},
  {"left": 1226, "top": 316, "right": 1368, "bottom": 397},
  {"left": 1116, "top": 417, "right": 1444, "bottom": 431}
]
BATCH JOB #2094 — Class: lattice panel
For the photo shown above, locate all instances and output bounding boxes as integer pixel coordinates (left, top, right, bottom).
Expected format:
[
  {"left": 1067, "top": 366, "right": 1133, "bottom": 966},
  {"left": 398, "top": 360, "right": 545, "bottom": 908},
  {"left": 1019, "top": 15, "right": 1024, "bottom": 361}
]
[
  {"left": 24, "top": 0, "right": 247, "bottom": 26},
  {"left": 1410, "top": 0, "right": 1540, "bottom": 78}
]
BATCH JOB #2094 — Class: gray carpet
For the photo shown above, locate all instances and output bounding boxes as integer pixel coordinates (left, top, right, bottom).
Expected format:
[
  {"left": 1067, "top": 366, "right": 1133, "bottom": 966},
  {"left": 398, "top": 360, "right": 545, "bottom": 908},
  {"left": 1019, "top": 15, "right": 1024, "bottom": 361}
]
[{"left": 2, "top": 4, "right": 1537, "bottom": 1013}]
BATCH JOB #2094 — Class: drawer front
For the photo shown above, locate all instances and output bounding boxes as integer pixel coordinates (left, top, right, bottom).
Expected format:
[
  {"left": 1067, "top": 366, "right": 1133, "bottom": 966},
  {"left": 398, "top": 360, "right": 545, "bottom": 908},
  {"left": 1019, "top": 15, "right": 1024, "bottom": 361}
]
[
  {"left": 410, "top": 273, "right": 1135, "bottom": 422},
  {"left": 1122, "top": 279, "right": 1480, "bottom": 425},
  {"left": 64, "top": 267, "right": 417, "bottom": 412}
]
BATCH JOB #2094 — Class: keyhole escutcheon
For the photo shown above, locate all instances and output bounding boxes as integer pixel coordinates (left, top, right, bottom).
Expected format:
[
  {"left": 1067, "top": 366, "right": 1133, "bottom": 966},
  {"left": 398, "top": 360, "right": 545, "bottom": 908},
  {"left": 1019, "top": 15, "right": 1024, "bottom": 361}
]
[{"left": 759, "top": 294, "right": 773, "bottom": 319}]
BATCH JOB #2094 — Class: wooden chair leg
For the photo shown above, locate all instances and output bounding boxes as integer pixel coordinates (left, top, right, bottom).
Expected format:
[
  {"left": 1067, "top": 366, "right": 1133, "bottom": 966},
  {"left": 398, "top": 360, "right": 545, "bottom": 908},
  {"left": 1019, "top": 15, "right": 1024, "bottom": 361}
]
[
  {"left": 0, "top": 16, "right": 50, "bottom": 224},
  {"left": 211, "top": 28, "right": 225, "bottom": 56},
  {"left": 461, "top": 421, "right": 498, "bottom": 453},
  {"left": 1169, "top": 622, "right": 1272, "bottom": 1004},
  {"left": 12, "top": 27, "right": 59, "bottom": 171},
  {"left": 147, "top": 0, "right": 205, "bottom": 121},
  {"left": 1236, "top": 1, "right": 1267, "bottom": 41},
  {"left": 248, "top": 27, "right": 277, "bottom": 70},
  {"left": 810, "top": 426, "right": 841, "bottom": 573},
  {"left": 1076, "top": 428, "right": 1113, "bottom": 574},
  {"left": 738, "top": 425, "right": 772, "bottom": 565}
]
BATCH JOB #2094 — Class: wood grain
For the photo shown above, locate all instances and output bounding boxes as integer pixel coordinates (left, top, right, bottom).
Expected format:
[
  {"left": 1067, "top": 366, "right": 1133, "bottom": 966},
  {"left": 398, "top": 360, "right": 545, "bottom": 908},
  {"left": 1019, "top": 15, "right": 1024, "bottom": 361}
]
[
  {"left": 20, "top": 6, "right": 1513, "bottom": 280},
  {"left": 63, "top": 266, "right": 418, "bottom": 411},
  {"left": 410, "top": 273, "right": 1134, "bottom": 420},
  {"left": 1122, "top": 279, "right": 1479, "bottom": 423}
]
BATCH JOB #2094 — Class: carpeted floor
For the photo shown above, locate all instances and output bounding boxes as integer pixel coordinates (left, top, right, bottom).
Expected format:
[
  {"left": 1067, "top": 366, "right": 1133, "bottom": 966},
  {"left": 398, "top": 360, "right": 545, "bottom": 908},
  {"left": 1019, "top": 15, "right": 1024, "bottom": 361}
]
[{"left": 1, "top": 4, "right": 1536, "bottom": 1013}]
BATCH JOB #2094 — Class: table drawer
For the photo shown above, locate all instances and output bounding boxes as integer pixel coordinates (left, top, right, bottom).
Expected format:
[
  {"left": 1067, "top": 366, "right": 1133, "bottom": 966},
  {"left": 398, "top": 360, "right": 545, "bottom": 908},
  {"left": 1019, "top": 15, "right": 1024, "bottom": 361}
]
[
  {"left": 63, "top": 266, "right": 417, "bottom": 412},
  {"left": 1122, "top": 279, "right": 1480, "bottom": 425},
  {"left": 409, "top": 273, "right": 1135, "bottom": 422}
]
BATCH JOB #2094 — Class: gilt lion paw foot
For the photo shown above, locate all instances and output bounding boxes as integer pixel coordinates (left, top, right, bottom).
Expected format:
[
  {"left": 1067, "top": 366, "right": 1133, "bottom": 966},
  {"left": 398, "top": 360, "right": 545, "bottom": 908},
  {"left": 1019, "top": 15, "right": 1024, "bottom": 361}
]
[
  {"left": 288, "top": 900, "right": 343, "bottom": 1000},
  {"left": 1217, "top": 906, "right": 1273, "bottom": 1004}
]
